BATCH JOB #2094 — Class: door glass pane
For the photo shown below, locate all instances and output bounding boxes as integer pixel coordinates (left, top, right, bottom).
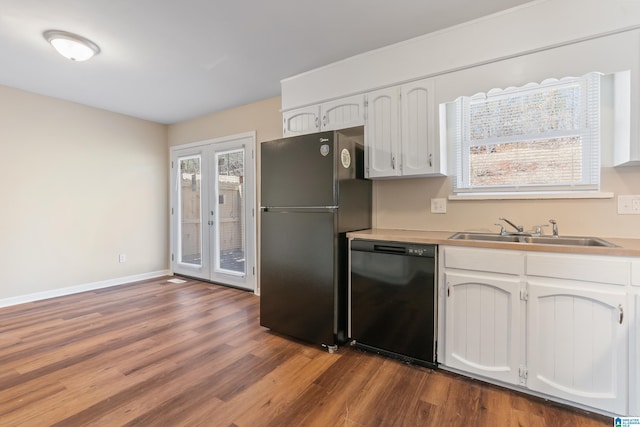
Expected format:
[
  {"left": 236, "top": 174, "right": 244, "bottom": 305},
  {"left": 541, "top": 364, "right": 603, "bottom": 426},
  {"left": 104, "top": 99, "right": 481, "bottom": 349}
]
[
  {"left": 179, "top": 155, "right": 202, "bottom": 265},
  {"left": 215, "top": 149, "right": 245, "bottom": 275}
]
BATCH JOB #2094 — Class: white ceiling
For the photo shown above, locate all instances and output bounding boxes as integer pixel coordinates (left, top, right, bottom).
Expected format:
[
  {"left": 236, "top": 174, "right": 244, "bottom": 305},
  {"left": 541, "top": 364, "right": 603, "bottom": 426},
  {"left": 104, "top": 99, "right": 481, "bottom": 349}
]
[{"left": 0, "top": 0, "right": 533, "bottom": 124}]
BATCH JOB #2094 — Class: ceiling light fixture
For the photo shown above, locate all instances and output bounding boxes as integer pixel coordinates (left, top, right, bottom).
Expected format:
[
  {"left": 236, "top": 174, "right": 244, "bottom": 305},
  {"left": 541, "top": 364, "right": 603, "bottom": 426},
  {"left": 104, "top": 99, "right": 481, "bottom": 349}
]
[{"left": 43, "top": 30, "right": 100, "bottom": 62}]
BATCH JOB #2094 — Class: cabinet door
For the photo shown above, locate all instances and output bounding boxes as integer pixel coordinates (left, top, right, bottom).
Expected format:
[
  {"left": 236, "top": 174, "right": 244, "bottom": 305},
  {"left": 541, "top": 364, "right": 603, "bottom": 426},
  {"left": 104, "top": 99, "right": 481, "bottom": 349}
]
[
  {"left": 320, "top": 95, "right": 365, "bottom": 131},
  {"left": 365, "top": 87, "right": 399, "bottom": 178},
  {"left": 527, "top": 279, "right": 628, "bottom": 414},
  {"left": 400, "top": 79, "right": 439, "bottom": 176},
  {"left": 630, "top": 289, "right": 639, "bottom": 416},
  {"left": 444, "top": 270, "right": 522, "bottom": 385},
  {"left": 282, "top": 106, "right": 320, "bottom": 137}
]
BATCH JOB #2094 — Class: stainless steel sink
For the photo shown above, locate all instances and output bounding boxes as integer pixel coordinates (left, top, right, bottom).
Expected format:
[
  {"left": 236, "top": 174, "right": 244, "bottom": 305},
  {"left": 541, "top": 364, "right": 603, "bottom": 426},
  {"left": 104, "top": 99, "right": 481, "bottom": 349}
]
[{"left": 448, "top": 232, "right": 618, "bottom": 247}]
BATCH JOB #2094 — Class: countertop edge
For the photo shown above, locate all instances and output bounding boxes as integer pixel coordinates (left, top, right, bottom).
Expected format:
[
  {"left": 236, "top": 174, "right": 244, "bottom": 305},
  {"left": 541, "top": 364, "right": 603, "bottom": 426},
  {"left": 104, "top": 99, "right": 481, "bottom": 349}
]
[{"left": 346, "top": 229, "right": 640, "bottom": 257}]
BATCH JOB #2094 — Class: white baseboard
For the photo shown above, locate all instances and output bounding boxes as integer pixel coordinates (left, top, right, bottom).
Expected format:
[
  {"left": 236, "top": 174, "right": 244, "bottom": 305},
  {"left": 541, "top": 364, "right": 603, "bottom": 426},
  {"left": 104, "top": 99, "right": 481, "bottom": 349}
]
[{"left": 0, "top": 270, "right": 171, "bottom": 308}]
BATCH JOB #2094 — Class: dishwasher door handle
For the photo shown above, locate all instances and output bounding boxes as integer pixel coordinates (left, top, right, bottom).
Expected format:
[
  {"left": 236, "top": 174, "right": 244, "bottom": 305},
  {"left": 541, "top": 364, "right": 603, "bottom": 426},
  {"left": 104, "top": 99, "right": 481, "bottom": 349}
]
[{"left": 373, "top": 245, "right": 406, "bottom": 254}]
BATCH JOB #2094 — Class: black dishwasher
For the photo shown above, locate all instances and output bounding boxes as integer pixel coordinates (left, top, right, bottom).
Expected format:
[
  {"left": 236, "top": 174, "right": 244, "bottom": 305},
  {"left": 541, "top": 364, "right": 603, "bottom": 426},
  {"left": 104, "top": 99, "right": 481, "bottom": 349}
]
[{"left": 350, "top": 239, "right": 437, "bottom": 367}]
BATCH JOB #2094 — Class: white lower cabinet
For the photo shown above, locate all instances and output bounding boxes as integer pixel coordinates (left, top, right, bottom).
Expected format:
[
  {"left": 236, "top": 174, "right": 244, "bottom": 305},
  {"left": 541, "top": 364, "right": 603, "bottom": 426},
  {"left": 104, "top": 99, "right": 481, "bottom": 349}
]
[
  {"left": 527, "top": 278, "right": 627, "bottom": 415},
  {"left": 631, "top": 261, "right": 640, "bottom": 416},
  {"left": 441, "top": 246, "right": 634, "bottom": 416},
  {"left": 444, "top": 270, "right": 522, "bottom": 385}
]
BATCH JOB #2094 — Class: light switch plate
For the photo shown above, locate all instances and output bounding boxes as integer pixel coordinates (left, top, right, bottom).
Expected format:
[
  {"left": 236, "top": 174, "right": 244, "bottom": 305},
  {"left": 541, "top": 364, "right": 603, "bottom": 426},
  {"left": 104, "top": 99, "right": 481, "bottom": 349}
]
[
  {"left": 431, "top": 198, "right": 447, "bottom": 214},
  {"left": 618, "top": 195, "right": 640, "bottom": 214}
]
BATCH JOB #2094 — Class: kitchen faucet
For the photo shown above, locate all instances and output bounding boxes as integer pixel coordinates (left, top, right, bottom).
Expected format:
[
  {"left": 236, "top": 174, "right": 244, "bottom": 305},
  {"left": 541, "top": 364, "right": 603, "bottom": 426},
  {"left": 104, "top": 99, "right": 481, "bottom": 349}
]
[
  {"left": 549, "top": 219, "right": 558, "bottom": 237},
  {"left": 499, "top": 217, "right": 523, "bottom": 233}
]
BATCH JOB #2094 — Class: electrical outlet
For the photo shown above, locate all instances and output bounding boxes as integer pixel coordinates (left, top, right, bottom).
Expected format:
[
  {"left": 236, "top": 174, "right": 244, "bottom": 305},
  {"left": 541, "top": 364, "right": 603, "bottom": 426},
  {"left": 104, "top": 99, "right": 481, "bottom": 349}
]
[
  {"left": 431, "top": 198, "right": 447, "bottom": 214},
  {"left": 618, "top": 195, "right": 640, "bottom": 214},
  {"left": 119, "top": 254, "right": 126, "bottom": 263}
]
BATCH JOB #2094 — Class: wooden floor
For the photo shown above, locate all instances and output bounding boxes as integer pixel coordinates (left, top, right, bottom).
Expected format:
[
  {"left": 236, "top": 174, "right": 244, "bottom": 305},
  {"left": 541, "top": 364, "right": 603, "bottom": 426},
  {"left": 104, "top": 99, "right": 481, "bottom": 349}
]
[{"left": 0, "top": 276, "right": 612, "bottom": 427}]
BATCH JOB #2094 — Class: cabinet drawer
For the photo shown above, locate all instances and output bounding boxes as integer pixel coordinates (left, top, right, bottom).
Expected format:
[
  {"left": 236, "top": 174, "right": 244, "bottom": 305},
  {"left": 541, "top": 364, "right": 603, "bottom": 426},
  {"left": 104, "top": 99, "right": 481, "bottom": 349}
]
[
  {"left": 526, "top": 253, "right": 629, "bottom": 286},
  {"left": 444, "top": 246, "right": 524, "bottom": 275}
]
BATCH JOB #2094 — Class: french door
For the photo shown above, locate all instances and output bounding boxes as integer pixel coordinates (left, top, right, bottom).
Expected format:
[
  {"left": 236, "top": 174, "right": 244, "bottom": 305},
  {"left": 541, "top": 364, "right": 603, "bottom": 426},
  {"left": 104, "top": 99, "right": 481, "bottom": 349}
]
[{"left": 170, "top": 132, "right": 256, "bottom": 291}]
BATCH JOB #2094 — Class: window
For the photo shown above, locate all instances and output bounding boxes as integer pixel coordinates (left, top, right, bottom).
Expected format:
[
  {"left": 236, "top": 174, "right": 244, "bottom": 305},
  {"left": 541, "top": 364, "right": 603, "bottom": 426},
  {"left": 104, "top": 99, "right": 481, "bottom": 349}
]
[{"left": 450, "top": 72, "right": 602, "bottom": 196}]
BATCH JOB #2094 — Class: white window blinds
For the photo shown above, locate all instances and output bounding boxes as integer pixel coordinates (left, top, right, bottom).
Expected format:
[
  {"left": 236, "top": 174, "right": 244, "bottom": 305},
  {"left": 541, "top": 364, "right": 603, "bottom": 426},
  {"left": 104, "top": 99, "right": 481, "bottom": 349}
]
[{"left": 453, "top": 72, "right": 601, "bottom": 195}]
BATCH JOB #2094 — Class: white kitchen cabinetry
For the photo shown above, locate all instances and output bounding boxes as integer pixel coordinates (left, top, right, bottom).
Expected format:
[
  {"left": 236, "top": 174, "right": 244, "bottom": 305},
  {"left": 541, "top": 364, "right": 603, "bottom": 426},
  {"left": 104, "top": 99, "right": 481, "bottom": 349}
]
[
  {"left": 527, "top": 279, "right": 627, "bottom": 414},
  {"left": 631, "top": 260, "right": 640, "bottom": 416},
  {"left": 282, "top": 105, "right": 320, "bottom": 136},
  {"left": 400, "top": 79, "right": 442, "bottom": 176},
  {"left": 443, "top": 247, "right": 524, "bottom": 385},
  {"left": 526, "top": 252, "right": 629, "bottom": 415},
  {"left": 282, "top": 95, "right": 365, "bottom": 137},
  {"left": 365, "top": 86, "right": 399, "bottom": 177},
  {"left": 365, "top": 78, "right": 445, "bottom": 179},
  {"left": 441, "top": 246, "right": 633, "bottom": 415},
  {"left": 319, "top": 95, "right": 364, "bottom": 132},
  {"left": 444, "top": 271, "right": 523, "bottom": 385}
]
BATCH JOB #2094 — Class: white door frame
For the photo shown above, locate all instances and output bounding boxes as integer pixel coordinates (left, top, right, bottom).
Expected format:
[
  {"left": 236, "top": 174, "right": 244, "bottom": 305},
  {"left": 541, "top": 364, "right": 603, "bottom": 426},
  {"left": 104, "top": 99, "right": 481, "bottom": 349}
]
[{"left": 170, "top": 132, "right": 257, "bottom": 292}]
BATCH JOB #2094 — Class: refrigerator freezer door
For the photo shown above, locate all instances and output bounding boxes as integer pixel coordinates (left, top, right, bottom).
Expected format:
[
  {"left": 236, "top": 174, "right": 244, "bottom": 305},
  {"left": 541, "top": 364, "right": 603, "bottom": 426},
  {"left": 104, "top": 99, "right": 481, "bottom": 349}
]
[
  {"left": 260, "top": 210, "right": 337, "bottom": 346},
  {"left": 261, "top": 132, "right": 336, "bottom": 208}
]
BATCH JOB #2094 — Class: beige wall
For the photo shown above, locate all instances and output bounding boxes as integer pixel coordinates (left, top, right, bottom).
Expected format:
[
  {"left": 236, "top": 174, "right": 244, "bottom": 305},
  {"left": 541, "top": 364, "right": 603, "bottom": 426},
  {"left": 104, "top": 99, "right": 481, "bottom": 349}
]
[
  {"left": 0, "top": 85, "right": 169, "bottom": 301},
  {"left": 168, "top": 96, "right": 282, "bottom": 147},
  {"left": 373, "top": 167, "right": 640, "bottom": 239}
]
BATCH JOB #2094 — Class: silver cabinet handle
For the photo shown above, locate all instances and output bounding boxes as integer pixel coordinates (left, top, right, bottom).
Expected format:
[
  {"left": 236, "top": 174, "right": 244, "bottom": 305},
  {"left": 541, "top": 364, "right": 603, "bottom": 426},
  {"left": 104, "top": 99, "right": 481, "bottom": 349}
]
[
  {"left": 429, "top": 153, "right": 433, "bottom": 167},
  {"left": 315, "top": 117, "right": 319, "bottom": 129},
  {"left": 323, "top": 115, "right": 327, "bottom": 127},
  {"left": 619, "top": 304, "right": 624, "bottom": 324},
  {"left": 391, "top": 155, "right": 395, "bottom": 170}
]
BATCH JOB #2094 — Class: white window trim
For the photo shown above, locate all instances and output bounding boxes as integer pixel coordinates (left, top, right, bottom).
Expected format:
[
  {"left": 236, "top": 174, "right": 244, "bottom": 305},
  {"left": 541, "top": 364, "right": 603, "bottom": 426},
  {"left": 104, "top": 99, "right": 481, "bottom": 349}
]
[
  {"left": 450, "top": 72, "right": 603, "bottom": 197},
  {"left": 448, "top": 191, "right": 614, "bottom": 201}
]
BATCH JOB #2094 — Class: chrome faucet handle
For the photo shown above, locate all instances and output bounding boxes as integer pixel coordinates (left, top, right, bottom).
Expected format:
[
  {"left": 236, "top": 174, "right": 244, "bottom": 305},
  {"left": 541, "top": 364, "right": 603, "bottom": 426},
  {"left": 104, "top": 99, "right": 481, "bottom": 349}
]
[
  {"left": 531, "top": 224, "right": 549, "bottom": 236},
  {"left": 494, "top": 223, "right": 506, "bottom": 235},
  {"left": 499, "top": 217, "right": 523, "bottom": 233},
  {"left": 549, "top": 219, "right": 559, "bottom": 237}
]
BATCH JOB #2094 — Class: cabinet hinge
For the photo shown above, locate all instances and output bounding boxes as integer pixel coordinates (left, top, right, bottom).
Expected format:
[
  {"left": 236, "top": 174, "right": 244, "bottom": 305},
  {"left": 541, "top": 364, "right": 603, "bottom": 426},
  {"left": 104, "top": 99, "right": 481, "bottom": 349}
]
[
  {"left": 171, "top": 160, "right": 174, "bottom": 168},
  {"left": 171, "top": 253, "right": 174, "bottom": 262},
  {"left": 520, "top": 289, "right": 529, "bottom": 301},
  {"left": 253, "top": 266, "right": 256, "bottom": 276},
  {"left": 518, "top": 366, "right": 528, "bottom": 385}
]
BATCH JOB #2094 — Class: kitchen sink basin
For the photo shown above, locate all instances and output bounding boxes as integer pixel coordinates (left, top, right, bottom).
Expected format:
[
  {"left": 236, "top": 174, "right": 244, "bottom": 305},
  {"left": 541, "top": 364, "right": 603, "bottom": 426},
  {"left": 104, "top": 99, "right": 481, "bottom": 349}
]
[{"left": 448, "top": 232, "right": 618, "bottom": 247}]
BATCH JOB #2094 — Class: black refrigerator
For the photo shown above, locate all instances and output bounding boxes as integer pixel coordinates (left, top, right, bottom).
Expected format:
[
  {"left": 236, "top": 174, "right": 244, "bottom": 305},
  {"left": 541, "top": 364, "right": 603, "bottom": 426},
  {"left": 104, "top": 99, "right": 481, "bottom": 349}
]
[{"left": 260, "top": 126, "right": 371, "bottom": 350}]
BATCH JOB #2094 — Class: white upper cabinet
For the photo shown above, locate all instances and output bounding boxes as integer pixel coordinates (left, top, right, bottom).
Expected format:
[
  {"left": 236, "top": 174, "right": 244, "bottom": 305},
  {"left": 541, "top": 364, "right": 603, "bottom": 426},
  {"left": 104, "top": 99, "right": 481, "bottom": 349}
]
[
  {"left": 365, "top": 87, "right": 400, "bottom": 178},
  {"left": 282, "top": 95, "right": 365, "bottom": 137},
  {"left": 400, "top": 79, "right": 441, "bottom": 176},
  {"left": 282, "top": 105, "right": 320, "bottom": 136},
  {"left": 319, "top": 94, "right": 365, "bottom": 132},
  {"left": 364, "top": 78, "right": 445, "bottom": 179}
]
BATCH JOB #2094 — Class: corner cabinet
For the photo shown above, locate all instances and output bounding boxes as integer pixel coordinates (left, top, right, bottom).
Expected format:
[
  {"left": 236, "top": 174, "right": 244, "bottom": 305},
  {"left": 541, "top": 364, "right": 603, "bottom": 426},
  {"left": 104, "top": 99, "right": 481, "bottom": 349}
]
[
  {"left": 365, "top": 78, "right": 446, "bottom": 179},
  {"left": 440, "top": 246, "right": 633, "bottom": 416},
  {"left": 282, "top": 94, "right": 365, "bottom": 137}
]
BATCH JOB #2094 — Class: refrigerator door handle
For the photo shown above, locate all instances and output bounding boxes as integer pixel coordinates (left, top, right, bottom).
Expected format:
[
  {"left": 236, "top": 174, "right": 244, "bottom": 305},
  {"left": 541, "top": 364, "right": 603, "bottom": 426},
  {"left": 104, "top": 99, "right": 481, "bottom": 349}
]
[{"left": 261, "top": 206, "right": 338, "bottom": 210}]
